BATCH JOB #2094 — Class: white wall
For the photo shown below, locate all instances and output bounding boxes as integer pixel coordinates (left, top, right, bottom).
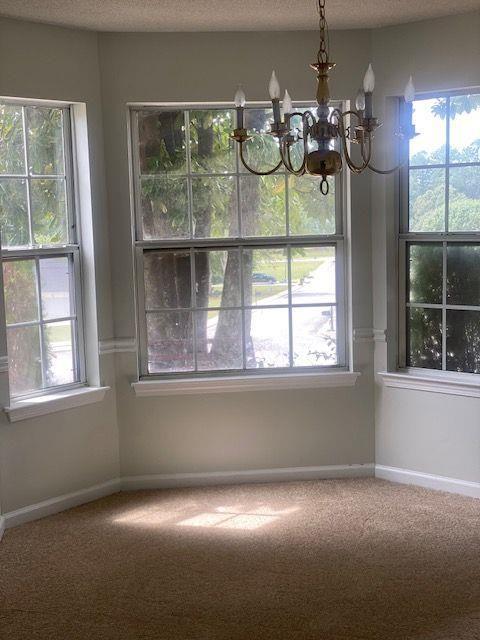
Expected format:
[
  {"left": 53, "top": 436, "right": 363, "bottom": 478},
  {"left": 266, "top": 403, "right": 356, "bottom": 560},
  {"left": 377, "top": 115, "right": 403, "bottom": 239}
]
[
  {"left": 0, "top": 18, "right": 120, "bottom": 513},
  {"left": 98, "top": 30, "right": 375, "bottom": 479},
  {"left": 371, "top": 12, "right": 480, "bottom": 483}
]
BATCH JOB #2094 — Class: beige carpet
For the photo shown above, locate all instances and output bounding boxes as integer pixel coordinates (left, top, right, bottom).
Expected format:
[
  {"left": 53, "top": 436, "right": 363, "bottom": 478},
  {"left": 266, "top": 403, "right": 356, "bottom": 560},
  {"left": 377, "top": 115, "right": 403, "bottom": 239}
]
[{"left": 1, "top": 478, "right": 479, "bottom": 639}]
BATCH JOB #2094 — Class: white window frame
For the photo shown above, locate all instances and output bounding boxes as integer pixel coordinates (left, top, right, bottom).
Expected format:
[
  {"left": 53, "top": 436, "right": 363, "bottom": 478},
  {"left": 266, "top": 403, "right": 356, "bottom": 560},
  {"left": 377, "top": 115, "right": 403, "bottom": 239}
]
[
  {"left": 398, "top": 90, "right": 480, "bottom": 376},
  {"left": 1, "top": 99, "right": 86, "bottom": 399},
  {"left": 129, "top": 102, "right": 349, "bottom": 381}
]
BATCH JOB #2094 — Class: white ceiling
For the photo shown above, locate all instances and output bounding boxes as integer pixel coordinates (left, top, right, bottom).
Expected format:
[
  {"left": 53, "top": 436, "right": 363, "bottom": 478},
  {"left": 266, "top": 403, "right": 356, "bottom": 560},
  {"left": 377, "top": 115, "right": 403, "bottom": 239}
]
[{"left": 0, "top": 0, "right": 479, "bottom": 32}]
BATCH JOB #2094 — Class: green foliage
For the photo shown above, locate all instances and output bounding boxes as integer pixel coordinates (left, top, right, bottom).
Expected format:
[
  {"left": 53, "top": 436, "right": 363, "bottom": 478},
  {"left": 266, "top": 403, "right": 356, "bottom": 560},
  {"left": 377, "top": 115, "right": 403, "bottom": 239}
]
[
  {"left": 0, "top": 105, "right": 71, "bottom": 394},
  {"left": 408, "top": 97, "right": 480, "bottom": 373},
  {"left": 3, "top": 260, "right": 42, "bottom": 394}
]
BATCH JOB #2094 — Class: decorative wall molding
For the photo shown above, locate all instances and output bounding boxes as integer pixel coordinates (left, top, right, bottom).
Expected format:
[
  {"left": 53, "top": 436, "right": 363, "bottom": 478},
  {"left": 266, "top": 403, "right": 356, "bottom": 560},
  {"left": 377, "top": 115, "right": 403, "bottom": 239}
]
[
  {"left": 121, "top": 463, "right": 375, "bottom": 490},
  {"left": 373, "top": 329, "right": 387, "bottom": 343},
  {"left": 378, "top": 371, "right": 480, "bottom": 399},
  {"left": 375, "top": 465, "right": 480, "bottom": 499},
  {"left": 99, "top": 337, "right": 137, "bottom": 355},
  {"left": 353, "top": 328, "right": 374, "bottom": 343},
  {"left": 0, "top": 355, "right": 8, "bottom": 373},
  {"left": 133, "top": 371, "right": 360, "bottom": 397},
  {"left": 2, "top": 479, "right": 121, "bottom": 530}
]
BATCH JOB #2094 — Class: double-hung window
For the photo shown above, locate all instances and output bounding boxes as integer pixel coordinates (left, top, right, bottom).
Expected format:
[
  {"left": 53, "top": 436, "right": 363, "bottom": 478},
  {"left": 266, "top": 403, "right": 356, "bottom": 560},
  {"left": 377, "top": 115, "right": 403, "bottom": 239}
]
[
  {"left": 0, "top": 101, "right": 85, "bottom": 397},
  {"left": 399, "top": 92, "right": 480, "bottom": 374},
  {"left": 131, "top": 104, "right": 346, "bottom": 378}
]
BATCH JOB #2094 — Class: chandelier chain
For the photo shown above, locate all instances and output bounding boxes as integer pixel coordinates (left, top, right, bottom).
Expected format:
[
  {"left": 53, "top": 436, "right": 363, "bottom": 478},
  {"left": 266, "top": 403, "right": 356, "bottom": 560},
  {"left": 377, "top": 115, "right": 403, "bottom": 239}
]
[{"left": 317, "top": 0, "right": 329, "bottom": 65}]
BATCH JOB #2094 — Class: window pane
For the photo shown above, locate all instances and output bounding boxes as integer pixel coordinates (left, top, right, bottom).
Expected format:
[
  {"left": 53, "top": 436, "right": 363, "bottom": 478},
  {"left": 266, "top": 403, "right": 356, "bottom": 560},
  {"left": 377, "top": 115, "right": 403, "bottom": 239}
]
[
  {"left": 409, "top": 168, "right": 445, "bottom": 232},
  {"left": 40, "top": 256, "right": 74, "bottom": 320},
  {"left": 138, "top": 110, "right": 186, "bottom": 175},
  {"left": 407, "top": 307, "right": 442, "bottom": 370},
  {"left": 243, "top": 248, "right": 288, "bottom": 307},
  {"left": 240, "top": 175, "right": 286, "bottom": 237},
  {"left": 447, "top": 244, "right": 480, "bottom": 306},
  {"left": 288, "top": 175, "right": 335, "bottom": 235},
  {"left": 140, "top": 176, "right": 189, "bottom": 239},
  {"left": 448, "top": 166, "right": 480, "bottom": 232},
  {"left": 45, "top": 320, "right": 76, "bottom": 386},
  {"left": 144, "top": 250, "right": 191, "bottom": 309},
  {"left": 0, "top": 104, "right": 25, "bottom": 174},
  {"left": 196, "top": 309, "right": 243, "bottom": 371},
  {"left": 26, "top": 106, "right": 64, "bottom": 175},
  {"left": 7, "top": 325, "right": 42, "bottom": 396},
  {"left": 31, "top": 178, "right": 68, "bottom": 245},
  {"left": 146, "top": 311, "right": 194, "bottom": 373},
  {"left": 292, "top": 306, "right": 337, "bottom": 366},
  {"left": 446, "top": 310, "right": 480, "bottom": 374},
  {"left": 449, "top": 94, "right": 480, "bottom": 164},
  {"left": 192, "top": 176, "right": 238, "bottom": 238},
  {"left": 241, "top": 108, "right": 279, "bottom": 174},
  {"left": 408, "top": 243, "right": 443, "bottom": 305},
  {"left": 0, "top": 178, "right": 29, "bottom": 247},
  {"left": 3, "top": 259, "right": 39, "bottom": 324},
  {"left": 409, "top": 98, "right": 446, "bottom": 166},
  {"left": 195, "top": 249, "right": 240, "bottom": 308},
  {"left": 291, "top": 246, "right": 335, "bottom": 305},
  {"left": 189, "top": 109, "right": 235, "bottom": 174},
  {"left": 245, "top": 307, "right": 289, "bottom": 369}
]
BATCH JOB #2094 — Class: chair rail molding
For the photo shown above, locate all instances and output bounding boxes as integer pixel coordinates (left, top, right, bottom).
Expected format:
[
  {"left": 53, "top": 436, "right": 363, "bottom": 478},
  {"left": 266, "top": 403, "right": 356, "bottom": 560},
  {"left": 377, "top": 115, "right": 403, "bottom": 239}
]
[
  {"left": 0, "top": 355, "right": 8, "bottom": 373},
  {"left": 99, "top": 337, "right": 137, "bottom": 355}
]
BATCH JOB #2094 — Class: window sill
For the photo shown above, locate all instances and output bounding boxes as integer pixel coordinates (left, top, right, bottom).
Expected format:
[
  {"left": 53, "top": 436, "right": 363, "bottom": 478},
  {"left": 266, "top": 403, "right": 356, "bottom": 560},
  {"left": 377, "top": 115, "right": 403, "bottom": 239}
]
[
  {"left": 378, "top": 370, "right": 480, "bottom": 399},
  {"left": 4, "top": 386, "right": 110, "bottom": 423},
  {"left": 132, "top": 371, "right": 360, "bottom": 397}
]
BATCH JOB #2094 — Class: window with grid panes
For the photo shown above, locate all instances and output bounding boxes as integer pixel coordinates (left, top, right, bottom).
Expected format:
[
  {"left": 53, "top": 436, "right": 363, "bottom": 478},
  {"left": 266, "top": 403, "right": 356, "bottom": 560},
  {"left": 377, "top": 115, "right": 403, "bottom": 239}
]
[
  {"left": 0, "top": 102, "right": 85, "bottom": 397},
  {"left": 131, "top": 105, "right": 346, "bottom": 377},
  {"left": 400, "top": 92, "right": 480, "bottom": 374}
]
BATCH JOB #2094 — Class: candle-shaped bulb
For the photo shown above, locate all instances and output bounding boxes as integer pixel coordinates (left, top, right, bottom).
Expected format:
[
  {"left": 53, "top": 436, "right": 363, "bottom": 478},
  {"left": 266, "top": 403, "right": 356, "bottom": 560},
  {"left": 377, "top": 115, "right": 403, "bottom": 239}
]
[
  {"left": 363, "top": 63, "right": 375, "bottom": 93},
  {"left": 355, "top": 89, "right": 365, "bottom": 111},
  {"left": 269, "top": 70, "right": 281, "bottom": 100},
  {"left": 234, "top": 85, "right": 246, "bottom": 108},
  {"left": 404, "top": 76, "right": 415, "bottom": 103},
  {"left": 283, "top": 90, "right": 293, "bottom": 115}
]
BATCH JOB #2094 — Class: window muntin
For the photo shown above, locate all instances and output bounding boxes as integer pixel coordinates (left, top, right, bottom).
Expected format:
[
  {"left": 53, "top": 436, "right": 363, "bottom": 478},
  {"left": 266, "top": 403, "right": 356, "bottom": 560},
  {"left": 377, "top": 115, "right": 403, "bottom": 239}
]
[
  {"left": 131, "top": 105, "right": 346, "bottom": 377},
  {"left": 0, "top": 102, "right": 84, "bottom": 397},
  {"left": 400, "top": 92, "right": 480, "bottom": 374}
]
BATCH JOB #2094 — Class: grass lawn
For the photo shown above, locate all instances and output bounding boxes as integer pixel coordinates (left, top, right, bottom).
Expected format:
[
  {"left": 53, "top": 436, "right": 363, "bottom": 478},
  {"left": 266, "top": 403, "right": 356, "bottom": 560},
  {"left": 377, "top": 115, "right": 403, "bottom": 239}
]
[
  {"left": 47, "top": 323, "right": 71, "bottom": 343},
  {"left": 206, "top": 256, "right": 328, "bottom": 312}
]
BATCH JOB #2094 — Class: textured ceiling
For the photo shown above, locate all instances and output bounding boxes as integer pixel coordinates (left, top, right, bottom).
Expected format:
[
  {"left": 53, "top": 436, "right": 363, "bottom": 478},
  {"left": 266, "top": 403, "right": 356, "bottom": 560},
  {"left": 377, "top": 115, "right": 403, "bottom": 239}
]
[{"left": 0, "top": 0, "right": 478, "bottom": 31}]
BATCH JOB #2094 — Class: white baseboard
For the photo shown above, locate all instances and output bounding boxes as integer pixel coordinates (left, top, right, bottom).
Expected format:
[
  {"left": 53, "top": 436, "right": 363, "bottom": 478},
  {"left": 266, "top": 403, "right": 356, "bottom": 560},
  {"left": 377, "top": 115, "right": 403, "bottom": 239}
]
[
  {"left": 3, "top": 478, "right": 121, "bottom": 530},
  {"left": 375, "top": 465, "right": 480, "bottom": 499},
  {"left": 121, "top": 463, "right": 375, "bottom": 490},
  {"left": 0, "top": 516, "right": 5, "bottom": 541}
]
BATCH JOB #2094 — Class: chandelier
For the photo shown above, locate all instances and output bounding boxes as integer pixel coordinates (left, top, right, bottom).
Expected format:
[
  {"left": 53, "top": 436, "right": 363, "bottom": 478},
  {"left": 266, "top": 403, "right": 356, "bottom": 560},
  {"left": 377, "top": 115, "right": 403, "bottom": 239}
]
[{"left": 231, "top": 0, "right": 417, "bottom": 194}]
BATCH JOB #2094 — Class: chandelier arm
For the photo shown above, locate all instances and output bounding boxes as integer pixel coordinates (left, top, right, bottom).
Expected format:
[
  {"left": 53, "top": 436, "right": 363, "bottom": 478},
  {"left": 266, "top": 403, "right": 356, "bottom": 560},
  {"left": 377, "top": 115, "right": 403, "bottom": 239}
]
[
  {"left": 336, "top": 114, "right": 370, "bottom": 174},
  {"left": 366, "top": 158, "right": 408, "bottom": 175},
  {"left": 239, "top": 141, "right": 283, "bottom": 176},
  {"left": 281, "top": 140, "right": 306, "bottom": 176},
  {"left": 279, "top": 137, "right": 301, "bottom": 174}
]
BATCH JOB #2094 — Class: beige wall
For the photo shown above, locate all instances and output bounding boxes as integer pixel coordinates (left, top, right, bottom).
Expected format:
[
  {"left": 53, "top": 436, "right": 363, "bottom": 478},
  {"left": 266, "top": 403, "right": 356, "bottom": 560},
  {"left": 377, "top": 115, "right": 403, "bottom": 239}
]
[
  {"left": 371, "top": 12, "right": 480, "bottom": 483},
  {"left": 98, "top": 29, "right": 375, "bottom": 478},
  {"left": 0, "top": 17, "right": 120, "bottom": 513}
]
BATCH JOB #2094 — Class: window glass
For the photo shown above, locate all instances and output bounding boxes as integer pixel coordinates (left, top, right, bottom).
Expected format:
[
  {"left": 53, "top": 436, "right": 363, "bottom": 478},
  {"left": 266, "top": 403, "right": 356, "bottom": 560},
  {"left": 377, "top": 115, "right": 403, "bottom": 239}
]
[
  {"left": 0, "top": 102, "right": 83, "bottom": 397},
  {"left": 404, "top": 93, "right": 480, "bottom": 375},
  {"left": 133, "top": 106, "right": 344, "bottom": 376}
]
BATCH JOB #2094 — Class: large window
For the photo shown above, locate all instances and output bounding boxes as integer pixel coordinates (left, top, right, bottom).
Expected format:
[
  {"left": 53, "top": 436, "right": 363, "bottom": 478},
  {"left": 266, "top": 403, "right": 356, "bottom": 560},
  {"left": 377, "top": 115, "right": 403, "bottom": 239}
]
[
  {"left": 400, "top": 92, "right": 480, "bottom": 374},
  {"left": 0, "top": 102, "right": 84, "bottom": 397},
  {"left": 131, "top": 105, "right": 346, "bottom": 377}
]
